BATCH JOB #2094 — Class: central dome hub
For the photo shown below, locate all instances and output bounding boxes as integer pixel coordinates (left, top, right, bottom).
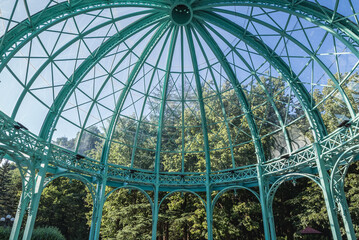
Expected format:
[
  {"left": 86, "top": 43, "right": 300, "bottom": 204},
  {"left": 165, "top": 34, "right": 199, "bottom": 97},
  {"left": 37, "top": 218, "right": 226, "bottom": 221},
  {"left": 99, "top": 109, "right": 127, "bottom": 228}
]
[{"left": 171, "top": 4, "right": 192, "bottom": 26}]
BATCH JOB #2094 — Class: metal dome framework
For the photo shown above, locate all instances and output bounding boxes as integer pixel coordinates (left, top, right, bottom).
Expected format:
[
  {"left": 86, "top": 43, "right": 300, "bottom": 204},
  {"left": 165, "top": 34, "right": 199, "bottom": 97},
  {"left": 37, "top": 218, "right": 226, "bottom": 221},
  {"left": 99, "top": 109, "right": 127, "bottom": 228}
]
[{"left": 0, "top": 0, "right": 359, "bottom": 239}]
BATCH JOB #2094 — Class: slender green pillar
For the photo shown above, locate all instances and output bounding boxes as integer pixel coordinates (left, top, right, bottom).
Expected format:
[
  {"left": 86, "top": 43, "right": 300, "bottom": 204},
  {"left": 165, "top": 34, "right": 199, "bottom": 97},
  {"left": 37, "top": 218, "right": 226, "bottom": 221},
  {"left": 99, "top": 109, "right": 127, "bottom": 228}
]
[
  {"left": 332, "top": 172, "right": 357, "bottom": 240},
  {"left": 337, "top": 187, "right": 356, "bottom": 240},
  {"left": 151, "top": 185, "right": 159, "bottom": 240},
  {"left": 206, "top": 185, "right": 213, "bottom": 240},
  {"left": 266, "top": 190, "right": 276, "bottom": 240},
  {"left": 268, "top": 207, "right": 276, "bottom": 240},
  {"left": 257, "top": 164, "right": 271, "bottom": 240},
  {"left": 10, "top": 170, "right": 33, "bottom": 240},
  {"left": 314, "top": 143, "right": 342, "bottom": 240},
  {"left": 89, "top": 178, "right": 107, "bottom": 240},
  {"left": 10, "top": 192, "right": 30, "bottom": 240},
  {"left": 22, "top": 160, "right": 49, "bottom": 240}
]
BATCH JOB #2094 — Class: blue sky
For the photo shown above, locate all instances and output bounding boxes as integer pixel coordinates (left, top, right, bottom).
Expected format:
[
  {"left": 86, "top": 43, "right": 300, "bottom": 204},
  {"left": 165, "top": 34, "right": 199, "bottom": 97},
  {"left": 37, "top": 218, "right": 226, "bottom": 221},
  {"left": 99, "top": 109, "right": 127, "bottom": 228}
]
[{"left": 0, "top": 0, "right": 358, "bottom": 163}]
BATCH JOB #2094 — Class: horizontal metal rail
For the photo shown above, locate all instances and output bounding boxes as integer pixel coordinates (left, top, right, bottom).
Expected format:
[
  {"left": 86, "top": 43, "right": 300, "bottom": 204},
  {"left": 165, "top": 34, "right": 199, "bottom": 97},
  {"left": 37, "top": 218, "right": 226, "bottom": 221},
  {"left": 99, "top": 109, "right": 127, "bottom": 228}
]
[{"left": 1, "top": 110, "right": 359, "bottom": 188}]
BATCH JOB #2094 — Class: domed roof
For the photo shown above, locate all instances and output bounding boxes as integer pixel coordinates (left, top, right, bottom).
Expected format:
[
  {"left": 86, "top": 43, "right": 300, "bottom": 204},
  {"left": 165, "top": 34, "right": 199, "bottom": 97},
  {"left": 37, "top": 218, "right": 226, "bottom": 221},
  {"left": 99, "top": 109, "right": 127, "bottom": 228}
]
[{"left": 0, "top": 0, "right": 358, "bottom": 174}]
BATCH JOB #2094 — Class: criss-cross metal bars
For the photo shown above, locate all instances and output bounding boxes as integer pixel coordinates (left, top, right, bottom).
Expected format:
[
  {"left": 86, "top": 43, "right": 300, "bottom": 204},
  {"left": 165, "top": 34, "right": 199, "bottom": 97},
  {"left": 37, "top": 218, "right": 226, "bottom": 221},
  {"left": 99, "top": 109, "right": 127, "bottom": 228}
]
[{"left": 1, "top": 110, "right": 359, "bottom": 189}]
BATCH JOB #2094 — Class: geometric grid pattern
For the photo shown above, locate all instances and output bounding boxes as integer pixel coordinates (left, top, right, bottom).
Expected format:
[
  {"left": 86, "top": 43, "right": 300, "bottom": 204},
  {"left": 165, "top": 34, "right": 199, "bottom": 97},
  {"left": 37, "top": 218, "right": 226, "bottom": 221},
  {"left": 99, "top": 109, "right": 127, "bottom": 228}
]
[
  {"left": 1, "top": 0, "right": 358, "bottom": 175},
  {"left": 1, "top": 1, "right": 359, "bottom": 239}
]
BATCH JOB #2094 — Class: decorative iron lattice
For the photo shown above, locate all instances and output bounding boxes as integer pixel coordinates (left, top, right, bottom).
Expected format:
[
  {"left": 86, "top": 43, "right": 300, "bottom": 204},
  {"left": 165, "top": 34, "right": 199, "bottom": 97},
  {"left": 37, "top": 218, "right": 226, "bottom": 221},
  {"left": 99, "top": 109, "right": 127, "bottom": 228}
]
[
  {"left": 2, "top": 110, "right": 359, "bottom": 187},
  {"left": 1, "top": 1, "right": 359, "bottom": 239}
]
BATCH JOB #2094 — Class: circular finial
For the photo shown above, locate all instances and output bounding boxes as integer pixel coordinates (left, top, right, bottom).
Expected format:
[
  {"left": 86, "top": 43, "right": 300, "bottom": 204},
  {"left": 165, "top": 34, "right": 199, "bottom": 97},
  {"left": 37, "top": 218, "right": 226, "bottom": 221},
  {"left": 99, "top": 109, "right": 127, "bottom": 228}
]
[{"left": 171, "top": 4, "right": 193, "bottom": 26}]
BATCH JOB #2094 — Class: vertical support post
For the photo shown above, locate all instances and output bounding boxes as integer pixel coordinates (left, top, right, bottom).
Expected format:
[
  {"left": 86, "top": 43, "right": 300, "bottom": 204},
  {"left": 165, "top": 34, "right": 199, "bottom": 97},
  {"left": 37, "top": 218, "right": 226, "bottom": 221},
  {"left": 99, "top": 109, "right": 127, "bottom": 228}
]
[
  {"left": 314, "top": 143, "right": 342, "bottom": 240},
  {"left": 332, "top": 170, "right": 357, "bottom": 240},
  {"left": 10, "top": 170, "right": 34, "bottom": 240},
  {"left": 185, "top": 23, "right": 213, "bottom": 240},
  {"left": 337, "top": 187, "right": 356, "bottom": 240},
  {"left": 257, "top": 164, "right": 272, "bottom": 240},
  {"left": 267, "top": 201, "right": 276, "bottom": 240},
  {"left": 10, "top": 193, "right": 29, "bottom": 240},
  {"left": 89, "top": 178, "right": 106, "bottom": 240},
  {"left": 22, "top": 160, "right": 48, "bottom": 240},
  {"left": 206, "top": 185, "right": 213, "bottom": 240},
  {"left": 151, "top": 185, "right": 159, "bottom": 240}
]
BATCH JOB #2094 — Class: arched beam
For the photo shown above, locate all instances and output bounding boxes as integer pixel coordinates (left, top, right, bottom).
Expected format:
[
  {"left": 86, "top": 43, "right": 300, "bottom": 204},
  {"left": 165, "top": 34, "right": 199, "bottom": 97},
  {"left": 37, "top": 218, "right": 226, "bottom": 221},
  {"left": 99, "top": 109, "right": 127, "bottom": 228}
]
[
  {"left": 211, "top": 8, "right": 357, "bottom": 119},
  {"left": 38, "top": 12, "right": 169, "bottom": 141},
  {"left": 265, "top": 173, "right": 322, "bottom": 239},
  {"left": 185, "top": 25, "right": 212, "bottom": 178},
  {"left": 191, "top": 27, "right": 242, "bottom": 168},
  {"left": 43, "top": 172, "right": 96, "bottom": 201},
  {"left": 158, "top": 189, "right": 207, "bottom": 209},
  {"left": 104, "top": 185, "right": 154, "bottom": 210},
  {"left": 97, "top": 20, "right": 171, "bottom": 170},
  {"left": 10, "top": 9, "right": 154, "bottom": 120},
  {"left": 0, "top": 0, "right": 169, "bottom": 69},
  {"left": 196, "top": 11, "right": 327, "bottom": 141},
  {"left": 94, "top": 24, "right": 173, "bottom": 240},
  {"left": 267, "top": 173, "right": 322, "bottom": 209},
  {"left": 128, "top": 30, "right": 175, "bottom": 168},
  {"left": 330, "top": 145, "right": 359, "bottom": 197},
  {"left": 189, "top": 20, "right": 270, "bottom": 239},
  {"left": 84, "top": 25, "right": 172, "bottom": 239},
  {"left": 190, "top": 20, "right": 265, "bottom": 163},
  {"left": 329, "top": 145, "right": 359, "bottom": 240},
  {"left": 73, "top": 20, "right": 166, "bottom": 153},
  {"left": 212, "top": 186, "right": 260, "bottom": 211},
  {"left": 154, "top": 25, "right": 179, "bottom": 175},
  {"left": 196, "top": 22, "right": 293, "bottom": 157},
  {"left": 193, "top": 0, "right": 359, "bottom": 46}
]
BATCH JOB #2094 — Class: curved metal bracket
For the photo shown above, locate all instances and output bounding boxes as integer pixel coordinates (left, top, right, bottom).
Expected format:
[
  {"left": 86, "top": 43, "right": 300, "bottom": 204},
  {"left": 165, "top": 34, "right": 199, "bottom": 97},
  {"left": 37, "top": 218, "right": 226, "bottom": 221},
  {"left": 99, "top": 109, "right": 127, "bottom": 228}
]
[
  {"left": 43, "top": 172, "right": 96, "bottom": 202},
  {"left": 266, "top": 173, "right": 322, "bottom": 211},
  {"left": 104, "top": 185, "right": 154, "bottom": 211},
  {"left": 212, "top": 186, "right": 260, "bottom": 212},
  {"left": 330, "top": 145, "right": 359, "bottom": 202},
  {"left": 158, "top": 189, "right": 207, "bottom": 209}
]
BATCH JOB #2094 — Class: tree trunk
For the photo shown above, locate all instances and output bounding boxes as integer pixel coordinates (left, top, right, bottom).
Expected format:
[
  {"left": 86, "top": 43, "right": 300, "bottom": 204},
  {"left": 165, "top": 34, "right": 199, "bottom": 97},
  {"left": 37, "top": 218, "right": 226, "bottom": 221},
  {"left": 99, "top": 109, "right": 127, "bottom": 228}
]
[{"left": 166, "top": 222, "right": 169, "bottom": 240}]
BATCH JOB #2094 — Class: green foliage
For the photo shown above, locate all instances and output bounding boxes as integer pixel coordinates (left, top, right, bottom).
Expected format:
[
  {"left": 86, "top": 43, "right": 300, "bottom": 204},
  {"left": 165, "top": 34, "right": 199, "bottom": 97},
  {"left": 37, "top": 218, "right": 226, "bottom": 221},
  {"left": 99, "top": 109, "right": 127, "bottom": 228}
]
[
  {"left": 100, "top": 189, "right": 152, "bottom": 240},
  {"left": 0, "top": 226, "right": 65, "bottom": 240},
  {"left": 213, "top": 191, "right": 263, "bottom": 240},
  {"left": 345, "top": 162, "right": 359, "bottom": 237},
  {"left": 0, "top": 160, "right": 17, "bottom": 217},
  {"left": 313, "top": 72, "right": 359, "bottom": 134},
  {"left": 157, "top": 193, "right": 207, "bottom": 240},
  {"left": 0, "top": 226, "right": 11, "bottom": 239},
  {"left": 3, "top": 73, "right": 359, "bottom": 240},
  {"left": 94, "top": 73, "right": 359, "bottom": 239},
  {"left": 30, "top": 226, "right": 66, "bottom": 240},
  {"left": 36, "top": 177, "right": 91, "bottom": 240},
  {"left": 272, "top": 179, "right": 329, "bottom": 240},
  {"left": 55, "top": 126, "right": 102, "bottom": 155}
]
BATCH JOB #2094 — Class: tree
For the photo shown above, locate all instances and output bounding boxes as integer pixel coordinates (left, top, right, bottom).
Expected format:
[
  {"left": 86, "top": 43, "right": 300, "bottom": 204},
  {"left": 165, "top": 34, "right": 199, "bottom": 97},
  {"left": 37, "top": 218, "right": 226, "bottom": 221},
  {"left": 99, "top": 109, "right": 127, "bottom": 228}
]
[
  {"left": 0, "top": 160, "right": 17, "bottom": 217},
  {"left": 313, "top": 72, "right": 359, "bottom": 133},
  {"left": 3, "top": 72, "right": 358, "bottom": 240},
  {"left": 344, "top": 161, "right": 359, "bottom": 238},
  {"left": 36, "top": 178, "right": 91, "bottom": 240},
  {"left": 213, "top": 190, "right": 263, "bottom": 240},
  {"left": 30, "top": 132, "right": 101, "bottom": 239},
  {"left": 100, "top": 189, "right": 152, "bottom": 240}
]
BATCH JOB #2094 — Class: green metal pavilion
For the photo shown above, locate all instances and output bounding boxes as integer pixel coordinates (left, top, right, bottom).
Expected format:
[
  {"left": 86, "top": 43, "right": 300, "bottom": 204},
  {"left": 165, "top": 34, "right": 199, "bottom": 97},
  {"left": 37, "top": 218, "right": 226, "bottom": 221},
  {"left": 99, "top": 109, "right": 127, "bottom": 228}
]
[{"left": 0, "top": 0, "right": 359, "bottom": 239}]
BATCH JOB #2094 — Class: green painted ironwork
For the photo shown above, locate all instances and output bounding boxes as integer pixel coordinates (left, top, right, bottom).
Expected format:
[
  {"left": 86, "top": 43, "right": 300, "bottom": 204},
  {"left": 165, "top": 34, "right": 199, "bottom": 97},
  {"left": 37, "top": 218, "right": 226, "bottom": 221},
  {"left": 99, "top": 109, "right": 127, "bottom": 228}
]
[{"left": 0, "top": 0, "right": 359, "bottom": 239}]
